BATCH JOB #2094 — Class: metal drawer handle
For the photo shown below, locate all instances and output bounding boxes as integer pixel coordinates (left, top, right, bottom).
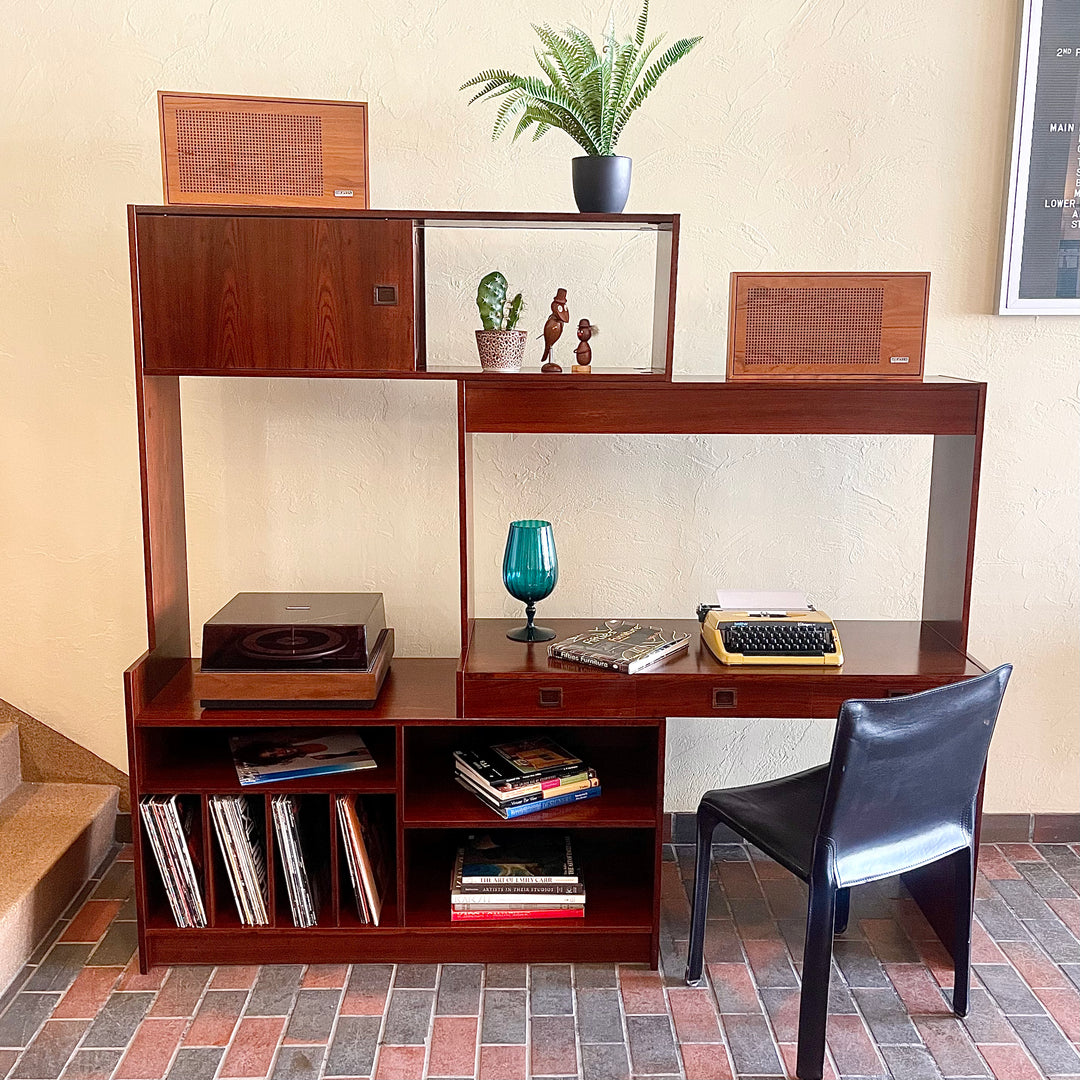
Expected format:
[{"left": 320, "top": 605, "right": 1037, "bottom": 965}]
[
  {"left": 713, "top": 688, "right": 737, "bottom": 709},
  {"left": 539, "top": 687, "right": 563, "bottom": 708}
]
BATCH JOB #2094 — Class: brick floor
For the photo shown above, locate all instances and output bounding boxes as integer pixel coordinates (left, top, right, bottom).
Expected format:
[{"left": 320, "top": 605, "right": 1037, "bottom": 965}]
[{"left": 1, "top": 842, "right": 1079, "bottom": 1078}]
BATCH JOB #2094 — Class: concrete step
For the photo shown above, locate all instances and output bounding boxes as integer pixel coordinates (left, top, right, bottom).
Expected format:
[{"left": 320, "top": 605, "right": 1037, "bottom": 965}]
[
  {"left": 0, "top": 724, "right": 19, "bottom": 806},
  {"left": 0, "top": 781, "right": 118, "bottom": 994}
]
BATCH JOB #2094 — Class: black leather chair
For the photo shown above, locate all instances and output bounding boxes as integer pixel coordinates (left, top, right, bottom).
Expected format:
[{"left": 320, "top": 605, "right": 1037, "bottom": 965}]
[{"left": 684, "top": 665, "right": 1012, "bottom": 1080}]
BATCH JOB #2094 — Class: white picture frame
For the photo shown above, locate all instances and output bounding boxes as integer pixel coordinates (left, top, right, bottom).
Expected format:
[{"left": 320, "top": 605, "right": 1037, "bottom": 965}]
[{"left": 999, "top": 0, "right": 1080, "bottom": 315}]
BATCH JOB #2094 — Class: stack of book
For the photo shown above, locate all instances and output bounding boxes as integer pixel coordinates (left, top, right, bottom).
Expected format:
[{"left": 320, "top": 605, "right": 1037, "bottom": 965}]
[
  {"left": 453, "top": 737, "right": 600, "bottom": 819},
  {"left": 336, "top": 795, "right": 389, "bottom": 926},
  {"left": 451, "top": 833, "right": 584, "bottom": 922},
  {"left": 209, "top": 794, "right": 270, "bottom": 926},
  {"left": 139, "top": 795, "right": 207, "bottom": 928}
]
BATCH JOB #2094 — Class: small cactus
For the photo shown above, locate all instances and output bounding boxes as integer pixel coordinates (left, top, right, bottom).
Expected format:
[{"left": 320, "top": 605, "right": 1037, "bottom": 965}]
[
  {"left": 477, "top": 271, "right": 508, "bottom": 330},
  {"left": 476, "top": 271, "right": 524, "bottom": 330}
]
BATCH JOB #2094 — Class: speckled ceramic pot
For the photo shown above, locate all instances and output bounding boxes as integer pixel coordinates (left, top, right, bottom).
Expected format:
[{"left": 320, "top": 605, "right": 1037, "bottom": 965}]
[{"left": 475, "top": 329, "right": 527, "bottom": 372}]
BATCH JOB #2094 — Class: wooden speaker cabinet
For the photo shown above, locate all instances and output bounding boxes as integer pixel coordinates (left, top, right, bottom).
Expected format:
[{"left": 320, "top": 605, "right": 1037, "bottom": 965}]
[
  {"left": 727, "top": 272, "right": 930, "bottom": 380},
  {"left": 158, "top": 92, "right": 369, "bottom": 209}
]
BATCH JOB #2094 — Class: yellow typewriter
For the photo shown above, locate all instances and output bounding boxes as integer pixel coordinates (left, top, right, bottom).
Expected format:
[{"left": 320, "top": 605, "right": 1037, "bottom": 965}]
[{"left": 696, "top": 604, "right": 844, "bottom": 666}]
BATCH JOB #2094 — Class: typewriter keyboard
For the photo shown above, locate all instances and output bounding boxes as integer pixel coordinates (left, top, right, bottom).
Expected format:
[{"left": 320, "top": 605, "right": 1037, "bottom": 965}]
[{"left": 721, "top": 621, "right": 837, "bottom": 657}]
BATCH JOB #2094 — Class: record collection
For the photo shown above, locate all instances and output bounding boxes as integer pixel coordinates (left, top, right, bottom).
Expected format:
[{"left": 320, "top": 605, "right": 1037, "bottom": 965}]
[
  {"left": 271, "top": 795, "right": 321, "bottom": 928},
  {"left": 337, "top": 795, "right": 389, "bottom": 925},
  {"left": 209, "top": 794, "right": 270, "bottom": 926},
  {"left": 139, "top": 795, "right": 207, "bottom": 928},
  {"left": 453, "top": 737, "right": 600, "bottom": 819},
  {"left": 451, "top": 833, "right": 585, "bottom": 921}
]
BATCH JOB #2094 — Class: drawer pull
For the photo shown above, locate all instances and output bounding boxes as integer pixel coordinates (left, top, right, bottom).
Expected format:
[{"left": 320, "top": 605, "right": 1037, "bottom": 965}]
[
  {"left": 539, "top": 687, "right": 563, "bottom": 708},
  {"left": 886, "top": 688, "right": 914, "bottom": 698},
  {"left": 713, "top": 688, "right": 737, "bottom": 709}
]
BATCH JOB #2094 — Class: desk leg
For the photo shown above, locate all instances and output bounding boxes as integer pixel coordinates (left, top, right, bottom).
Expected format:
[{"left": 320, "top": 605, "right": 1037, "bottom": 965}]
[{"left": 901, "top": 769, "right": 985, "bottom": 961}]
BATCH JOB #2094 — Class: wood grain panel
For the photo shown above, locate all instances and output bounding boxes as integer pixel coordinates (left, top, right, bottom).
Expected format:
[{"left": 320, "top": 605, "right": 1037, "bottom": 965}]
[
  {"left": 462, "top": 381, "right": 984, "bottom": 435},
  {"left": 135, "top": 212, "right": 414, "bottom": 373}
]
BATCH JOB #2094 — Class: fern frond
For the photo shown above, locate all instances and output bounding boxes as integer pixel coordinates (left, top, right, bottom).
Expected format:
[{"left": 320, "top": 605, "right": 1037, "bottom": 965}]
[
  {"left": 460, "top": 68, "right": 526, "bottom": 92},
  {"left": 613, "top": 36, "right": 701, "bottom": 142},
  {"left": 634, "top": 0, "right": 650, "bottom": 47},
  {"left": 618, "top": 34, "right": 664, "bottom": 109},
  {"left": 533, "top": 23, "right": 590, "bottom": 85},
  {"left": 493, "top": 88, "right": 530, "bottom": 141}
]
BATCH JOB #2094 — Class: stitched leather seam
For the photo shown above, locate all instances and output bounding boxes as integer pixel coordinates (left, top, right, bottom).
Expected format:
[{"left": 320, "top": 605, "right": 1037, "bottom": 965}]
[{"left": 839, "top": 845, "right": 969, "bottom": 888}]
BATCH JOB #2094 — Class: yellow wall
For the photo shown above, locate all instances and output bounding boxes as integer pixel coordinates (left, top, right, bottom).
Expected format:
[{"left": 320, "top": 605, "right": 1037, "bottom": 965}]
[{"left": 2, "top": 0, "right": 1076, "bottom": 811}]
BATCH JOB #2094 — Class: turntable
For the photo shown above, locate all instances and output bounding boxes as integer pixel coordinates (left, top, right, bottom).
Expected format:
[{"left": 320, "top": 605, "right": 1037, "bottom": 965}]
[{"left": 194, "top": 592, "right": 394, "bottom": 708}]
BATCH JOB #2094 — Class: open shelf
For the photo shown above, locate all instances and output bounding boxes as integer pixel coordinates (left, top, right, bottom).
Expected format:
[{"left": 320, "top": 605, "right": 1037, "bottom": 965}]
[
  {"left": 402, "top": 724, "right": 661, "bottom": 829},
  {"left": 403, "top": 829, "right": 655, "bottom": 933},
  {"left": 136, "top": 726, "right": 397, "bottom": 794}
]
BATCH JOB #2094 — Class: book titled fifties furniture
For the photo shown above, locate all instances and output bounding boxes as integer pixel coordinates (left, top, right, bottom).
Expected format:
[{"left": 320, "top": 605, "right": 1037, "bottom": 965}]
[{"left": 126, "top": 203, "right": 991, "bottom": 971}]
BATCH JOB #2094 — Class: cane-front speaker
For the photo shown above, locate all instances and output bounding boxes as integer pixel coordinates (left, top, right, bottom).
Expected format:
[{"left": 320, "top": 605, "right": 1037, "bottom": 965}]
[
  {"left": 727, "top": 272, "right": 929, "bottom": 380},
  {"left": 158, "top": 91, "right": 369, "bottom": 209}
]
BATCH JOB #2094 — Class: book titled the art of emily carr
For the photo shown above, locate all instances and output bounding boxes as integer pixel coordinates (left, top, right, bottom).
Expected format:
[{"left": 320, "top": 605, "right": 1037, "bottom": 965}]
[{"left": 548, "top": 622, "right": 691, "bottom": 674}]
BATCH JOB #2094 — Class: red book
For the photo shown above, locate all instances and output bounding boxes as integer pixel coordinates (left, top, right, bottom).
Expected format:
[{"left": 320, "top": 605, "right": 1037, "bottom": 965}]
[{"left": 450, "top": 906, "right": 586, "bottom": 922}]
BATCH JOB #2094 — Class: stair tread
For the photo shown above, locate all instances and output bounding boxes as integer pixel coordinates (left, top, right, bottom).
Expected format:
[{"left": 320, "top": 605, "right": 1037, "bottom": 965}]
[{"left": 0, "top": 782, "right": 118, "bottom": 912}]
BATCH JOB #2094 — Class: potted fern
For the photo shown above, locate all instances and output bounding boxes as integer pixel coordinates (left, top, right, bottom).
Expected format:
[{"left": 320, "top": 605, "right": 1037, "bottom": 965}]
[
  {"left": 461, "top": 0, "right": 701, "bottom": 213},
  {"left": 475, "top": 271, "right": 526, "bottom": 371}
]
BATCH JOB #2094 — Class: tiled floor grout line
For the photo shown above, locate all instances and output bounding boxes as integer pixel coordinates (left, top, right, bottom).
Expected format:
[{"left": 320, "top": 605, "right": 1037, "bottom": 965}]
[
  {"left": 473, "top": 960, "right": 486, "bottom": 1080},
  {"left": 420, "top": 963, "right": 437, "bottom": 1080},
  {"left": 211, "top": 965, "right": 260, "bottom": 1080},
  {"left": 315, "top": 963, "right": 349, "bottom": 1080}
]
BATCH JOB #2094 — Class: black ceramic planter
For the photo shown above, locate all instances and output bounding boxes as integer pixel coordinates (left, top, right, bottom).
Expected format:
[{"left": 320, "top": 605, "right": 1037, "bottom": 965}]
[{"left": 572, "top": 155, "right": 632, "bottom": 213}]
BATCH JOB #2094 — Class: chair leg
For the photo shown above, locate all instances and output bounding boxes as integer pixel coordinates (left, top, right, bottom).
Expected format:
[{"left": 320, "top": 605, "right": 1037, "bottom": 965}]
[
  {"left": 834, "top": 887, "right": 850, "bottom": 934},
  {"left": 684, "top": 805, "right": 719, "bottom": 986},
  {"left": 796, "top": 877, "right": 837, "bottom": 1080},
  {"left": 952, "top": 844, "right": 976, "bottom": 1017}
]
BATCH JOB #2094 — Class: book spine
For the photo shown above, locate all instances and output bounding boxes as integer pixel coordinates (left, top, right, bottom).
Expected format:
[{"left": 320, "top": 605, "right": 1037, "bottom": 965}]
[
  {"left": 460, "top": 773, "right": 594, "bottom": 810},
  {"left": 453, "top": 881, "right": 585, "bottom": 896},
  {"left": 546, "top": 647, "right": 629, "bottom": 673},
  {"left": 500, "top": 786, "right": 602, "bottom": 819},
  {"left": 451, "top": 892, "right": 586, "bottom": 905},
  {"left": 460, "top": 874, "right": 580, "bottom": 885},
  {"left": 455, "top": 758, "right": 589, "bottom": 797},
  {"left": 450, "top": 907, "right": 586, "bottom": 922}
]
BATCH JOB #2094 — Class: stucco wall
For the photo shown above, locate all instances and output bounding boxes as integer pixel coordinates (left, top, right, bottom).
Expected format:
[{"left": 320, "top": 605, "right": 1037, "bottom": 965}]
[{"left": 2, "top": 0, "right": 1076, "bottom": 811}]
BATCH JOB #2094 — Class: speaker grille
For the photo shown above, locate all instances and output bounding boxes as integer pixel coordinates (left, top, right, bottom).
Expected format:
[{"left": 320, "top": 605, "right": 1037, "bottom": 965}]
[
  {"left": 744, "top": 286, "right": 884, "bottom": 365},
  {"left": 175, "top": 109, "right": 324, "bottom": 197}
]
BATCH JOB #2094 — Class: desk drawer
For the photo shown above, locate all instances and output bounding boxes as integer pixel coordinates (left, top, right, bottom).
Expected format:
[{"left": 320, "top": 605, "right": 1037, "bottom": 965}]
[
  {"left": 635, "top": 676, "right": 812, "bottom": 718},
  {"left": 463, "top": 675, "right": 636, "bottom": 718},
  {"left": 811, "top": 679, "right": 958, "bottom": 719}
]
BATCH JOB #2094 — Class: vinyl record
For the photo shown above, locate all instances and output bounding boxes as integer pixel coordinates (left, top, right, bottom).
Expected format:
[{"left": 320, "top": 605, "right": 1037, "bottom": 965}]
[{"left": 237, "top": 626, "right": 347, "bottom": 660}]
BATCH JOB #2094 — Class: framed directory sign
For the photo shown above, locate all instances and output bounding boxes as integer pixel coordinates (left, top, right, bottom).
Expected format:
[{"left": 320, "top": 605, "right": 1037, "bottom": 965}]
[{"left": 1000, "top": 0, "right": 1080, "bottom": 314}]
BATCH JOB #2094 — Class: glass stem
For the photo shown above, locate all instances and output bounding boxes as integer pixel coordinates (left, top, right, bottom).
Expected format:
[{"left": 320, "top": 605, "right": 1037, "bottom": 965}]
[{"left": 525, "top": 602, "right": 536, "bottom": 638}]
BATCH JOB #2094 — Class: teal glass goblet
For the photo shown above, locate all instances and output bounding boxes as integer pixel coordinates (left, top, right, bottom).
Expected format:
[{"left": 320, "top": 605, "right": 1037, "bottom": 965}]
[{"left": 502, "top": 520, "right": 558, "bottom": 642}]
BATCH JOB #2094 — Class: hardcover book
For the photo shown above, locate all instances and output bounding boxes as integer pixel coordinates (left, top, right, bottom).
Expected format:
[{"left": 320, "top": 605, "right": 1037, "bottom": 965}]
[
  {"left": 488, "top": 737, "right": 582, "bottom": 777},
  {"left": 229, "top": 731, "right": 375, "bottom": 785},
  {"left": 452, "top": 747, "right": 588, "bottom": 794},
  {"left": 459, "top": 833, "right": 578, "bottom": 884},
  {"left": 548, "top": 622, "right": 691, "bottom": 674}
]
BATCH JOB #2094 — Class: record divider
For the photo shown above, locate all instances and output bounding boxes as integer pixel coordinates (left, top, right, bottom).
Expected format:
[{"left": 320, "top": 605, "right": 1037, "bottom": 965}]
[
  {"left": 200, "top": 797, "right": 217, "bottom": 928},
  {"left": 328, "top": 794, "right": 342, "bottom": 926}
]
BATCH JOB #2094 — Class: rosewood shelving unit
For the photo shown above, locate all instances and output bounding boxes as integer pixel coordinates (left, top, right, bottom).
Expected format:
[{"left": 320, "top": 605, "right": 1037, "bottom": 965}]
[{"left": 125, "top": 205, "right": 988, "bottom": 971}]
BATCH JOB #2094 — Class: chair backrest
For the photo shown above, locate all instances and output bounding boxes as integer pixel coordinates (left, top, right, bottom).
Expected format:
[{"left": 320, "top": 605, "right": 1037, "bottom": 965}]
[{"left": 816, "top": 665, "right": 1011, "bottom": 887}]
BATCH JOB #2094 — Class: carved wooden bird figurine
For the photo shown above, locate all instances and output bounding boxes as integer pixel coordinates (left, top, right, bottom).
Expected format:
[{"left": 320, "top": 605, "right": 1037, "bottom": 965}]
[{"left": 540, "top": 288, "right": 569, "bottom": 372}]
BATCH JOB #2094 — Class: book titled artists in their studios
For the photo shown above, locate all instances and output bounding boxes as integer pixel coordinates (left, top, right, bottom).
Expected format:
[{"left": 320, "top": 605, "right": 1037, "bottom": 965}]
[
  {"left": 548, "top": 622, "right": 690, "bottom": 673},
  {"left": 454, "top": 736, "right": 600, "bottom": 819},
  {"left": 451, "top": 833, "right": 584, "bottom": 922}
]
